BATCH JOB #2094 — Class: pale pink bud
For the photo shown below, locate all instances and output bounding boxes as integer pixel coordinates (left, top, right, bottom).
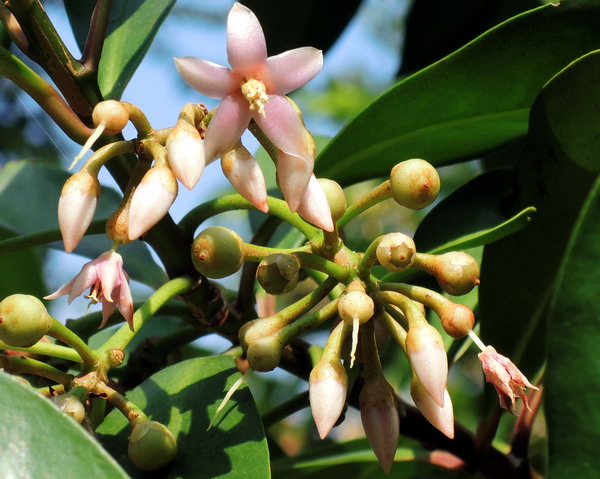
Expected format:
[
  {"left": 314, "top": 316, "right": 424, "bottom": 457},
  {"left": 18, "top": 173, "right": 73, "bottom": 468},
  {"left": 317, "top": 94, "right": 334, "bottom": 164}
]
[
  {"left": 128, "top": 166, "right": 178, "bottom": 240},
  {"left": 359, "top": 376, "right": 399, "bottom": 474},
  {"left": 405, "top": 323, "right": 448, "bottom": 407},
  {"left": 221, "top": 144, "right": 268, "bottom": 212},
  {"left": 309, "top": 358, "right": 347, "bottom": 439},
  {"left": 166, "top": 122, "right": 205, "bottom": 190},
  {"left": 410, "top": 375, "right": 454, "bottom": 439},
  {"left": 295, "top": 175, "right": 334, "bottom": 232},
  {"left": 58, "top": 170, "right": 101, "bottom": 253}
]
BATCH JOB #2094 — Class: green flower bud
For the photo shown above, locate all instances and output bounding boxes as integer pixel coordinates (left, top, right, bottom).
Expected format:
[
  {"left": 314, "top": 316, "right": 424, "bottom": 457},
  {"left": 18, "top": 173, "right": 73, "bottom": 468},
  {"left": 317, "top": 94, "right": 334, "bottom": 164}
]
[
  {"left": 128, "top": 421, "right": 177, "bottom": 471},
  {"left": 256, "top": 254, "right": 301, "bottom": 295},
  {"left": 376, "top": 233, "right": 416, "bottom": 272},
  {"left": 191, "top": 226, "right": 244, "bottom": 279},
  {"left": 317, "top": 178, "right": 347, "bottom": 222},
  {"left": 52, "top": 393, "right": 86, "bottom": 424},
  {"left": 246, "top": 335, "right": 283, "bottom": 372},
  {"left": 92, "top": 100, "right": 129, "bottom": 134},
  {"left": 390, "top": 159, "right": 440, "bottom": 210},
  {"left": 435, "top": 252, "right": 480, "bottom": 296},
  {"left": 338, "top": 291, "right": 374, "bottom": 325},
  {"left": 0, "top": 294, "right": 52, "bottom": 347},
  {"left": 238, "top": 316, "right": 282, "bottom": 352}
]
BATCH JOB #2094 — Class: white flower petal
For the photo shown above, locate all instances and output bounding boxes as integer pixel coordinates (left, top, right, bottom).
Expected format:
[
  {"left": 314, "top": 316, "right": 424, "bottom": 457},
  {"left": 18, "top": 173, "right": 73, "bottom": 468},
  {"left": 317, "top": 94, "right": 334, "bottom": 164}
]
[
  {"left": 174, "top": 57, "right": 231, "bottom": 99},
  {"left": 227, "top": 3, "right": 268, "bottom": 71},
  {"left": 267, "top": 47, "right": 323, "bottom": 94}
]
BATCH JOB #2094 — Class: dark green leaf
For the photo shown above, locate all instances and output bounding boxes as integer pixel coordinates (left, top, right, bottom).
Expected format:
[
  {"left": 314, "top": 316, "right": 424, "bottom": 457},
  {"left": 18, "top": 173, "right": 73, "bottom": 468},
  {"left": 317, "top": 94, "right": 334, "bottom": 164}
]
[
  {"left": 0, "top": 226, "right": 46, "bottom": 298},
  {"left": 316, "top": 0, "right": 600, "bottom": 185},
  {"left": 545, "top": 176, "right": 600, "bottom": 478},
  {"left": 0, "top": 371, "right": 128, "bottom": 478},
  {"left": 97, "top": 355, "right": 270, "bottom": 478},
  {"left": 63, "top": 0, "right": 94, "bottom": 52}
]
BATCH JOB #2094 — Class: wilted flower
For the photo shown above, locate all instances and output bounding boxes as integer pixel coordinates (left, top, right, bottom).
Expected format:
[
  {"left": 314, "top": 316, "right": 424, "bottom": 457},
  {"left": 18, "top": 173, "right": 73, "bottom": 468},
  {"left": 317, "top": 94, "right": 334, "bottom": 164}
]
[
  {"left": 174, "top": 2, "right": 323, "bottom": 210},
  {"left": 478, "top": 346, "right": 538, "bottom": 414},
  {"left": 44, "top": 251, "right": 134, "bottom": 330}
]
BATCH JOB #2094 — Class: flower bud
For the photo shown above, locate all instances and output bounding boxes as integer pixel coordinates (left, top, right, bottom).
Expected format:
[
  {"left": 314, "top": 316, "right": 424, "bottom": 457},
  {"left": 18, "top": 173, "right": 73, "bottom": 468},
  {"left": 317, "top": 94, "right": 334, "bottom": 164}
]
[
  {"left": 92, "top": 100, "right": 129, "bottom": 134},
  {"left": 440, "top": 303, "right": 475, "bottom": 338},
  {"left": 58, "top": 170, "right": 101, "bottom": 253},
  {"left": 390, "top": 159, "right": 440, "bottom": 210},
  {"left": 405, "top": 322, "right": 447, "bottom": 407},
  {"left": 222, "top": 144, "right": 268, "bottom": 212},
  {"left": 309, "top": 358, "right": 348, "bottom": 439},
  {"left": 128, "top": 166, "right": 178, "bottom": 240},
  {"left": 338, "top": 291, "right": 374, "bottom": 325},
  {"left": 246, "top": 335, "right": 283, "bottom": 372},
  {"left": 128, "top": 420, "right": 177, "bottom": 471},
  {"left": 410, "top": 375, "right": 454, "bottom": 438},
  {"left": 295, "top": 175, "right": 334, "bottom": 232},
  {"left": 360, "top": 376, "right": 399, "bottom": 474},
  {"left": 256, "top": 254, "right": 301, "bottom": 295},
  {"left": 276, "top": 128, "right": 315, "bottom": 213},
  {"left": 318, "top": 178, "right": 346, "bottom": 222},
  {"left": 376, "top": 233, "right": 416, "bottom": 272},
  {"left": 51, "top": 393, "right": 86, "bottom": 424},
  {"left": 166, "top": 122, "right": 205, "bottom": 190},
  {"left": 238, "top": 316, "right": 282, "bottom": 352},
  {"left": 434, "top": 252, "right": 480, "bottom": 296},
  {"left": 0, "top": 294, "right": 52, "bottom": 347},
  {"left": 191, "top": 226, "right": 244, "bottom": 279}
]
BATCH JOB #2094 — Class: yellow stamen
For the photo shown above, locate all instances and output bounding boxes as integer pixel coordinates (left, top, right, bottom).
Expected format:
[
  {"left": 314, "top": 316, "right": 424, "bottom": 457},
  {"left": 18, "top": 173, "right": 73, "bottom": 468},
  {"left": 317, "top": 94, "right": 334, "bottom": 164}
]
[{"left": 241, "top": 79, "right": 269, "bottom": 116}]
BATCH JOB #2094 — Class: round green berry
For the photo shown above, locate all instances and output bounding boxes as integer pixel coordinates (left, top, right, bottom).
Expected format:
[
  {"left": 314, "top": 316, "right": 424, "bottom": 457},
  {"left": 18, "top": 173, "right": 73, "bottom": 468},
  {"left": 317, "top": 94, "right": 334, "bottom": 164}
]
[
  {"left": 376, "top": 233, "right": 416, "bottom": 272},
  {"left": 390, "top": 159, "right": 440, "bottom": 210},
  {"left": 246, "top": 335, "right": 283, "bottom": 372},
  {"left": 52, "top": 393, "right": 86, "bottom": 423},
  {"left": 128, "top": 421, "right": 177, "bottom": 471},
  {"left": 318, "top": 178, "right": 347, "bottom": 222},
  {"left": 0, "top": 294, "right": 52, "bottom": 347},
  {"left": 191, "top": 226, "right": 245, "bottom": 279},
  {"left": 256, "top": 254, "right": 301, "bottom": 295},
  {"left": 436, "top": 252, "right": 480, "bottom": 296}
]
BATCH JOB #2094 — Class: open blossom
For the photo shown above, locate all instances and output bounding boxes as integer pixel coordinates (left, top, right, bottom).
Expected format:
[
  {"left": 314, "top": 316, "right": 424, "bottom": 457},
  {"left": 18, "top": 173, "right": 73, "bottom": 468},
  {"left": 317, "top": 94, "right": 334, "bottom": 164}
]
[
  {"left": 174, "top": 2, "right": 323, "bottom": 211},
  {"left": 44, "top": 251, "right": 134, "bottom": 330},
  {"left": 478, "top": 346, "right": 538, "bottom": 414}
]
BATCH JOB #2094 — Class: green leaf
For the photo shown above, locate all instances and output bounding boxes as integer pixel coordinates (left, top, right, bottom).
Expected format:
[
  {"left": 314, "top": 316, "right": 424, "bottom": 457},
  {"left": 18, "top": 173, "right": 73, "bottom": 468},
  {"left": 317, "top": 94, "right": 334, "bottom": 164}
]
[
  {"left": 0, "top": 160, "right": 167, "bottom": 288},
  {"left": 545, "top": 176, "right": 600, "bottom": 478},
  {"left": 97, "top": 355, "right": 270, "bottom": 478},
  {"left": 413, "top": 169, "right": 536, "bottom": 254},
  {"left": 0, "top": 371, "right": 128, "bottom": 478},
  {"left": 316, "top": 0, "right": 600, "bottom": 185},
  {"left": 0, "top": 227, "right": 46, "bottom": 298}
]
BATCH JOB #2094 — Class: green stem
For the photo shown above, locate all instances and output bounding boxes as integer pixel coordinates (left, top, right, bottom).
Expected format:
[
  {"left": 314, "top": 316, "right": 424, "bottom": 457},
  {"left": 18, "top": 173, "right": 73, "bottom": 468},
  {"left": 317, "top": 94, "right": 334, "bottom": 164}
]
[
  {"left": 379, "top": 307, "right": 407, "bottom": 350},
  {"left": 321, "top": 321, "right": 351, "bottom": 363},
  {"left": 179, "top": 195, "right": 319, "bottom": 241},
  {"left": 379, "top": 282, "right": 450, "bottom": 316},
  {"left": 48, "top": 318, "right": 98, "bottom": 366},
  {"left": 277, "top": 297, "right": 340, "bottom": 344},
  {"left": 97, "top": 277, "right": 193, "bottom": 355},
  {"left": 81, "top": 0, "right": 113, "bottom": 71},
  {"left": 294, "top": 251, "right": 350, "bottom": 282},
  {"left": 0, "top": 355, "right": 74, "bottom": 384},
  {"left": 338, "top": 180, "right": 391, "bottom": 228},
  {"left": 242, "top": 243, "right": 311, "bottom": 262},
  {"left": 125, "top": 103, "right": 154, "bottom": 139},
  {"left": 0, "top": 339, "right": 82, "bottom": 363},
  {"left": 89, "top": 397, "right": 107, "bottom": 428},
  {"left": 357, "top": 235, "right": 384, "bottom": 277},
  {"left": 262, "top": 391, "right": 309, "bottom": 428},
  {"left": 274, "top": 277, "right": 339, "bottom": 326},
  {"left": 82, "top": 140, "right": 135, "bottom": 174},
  {"left": 374, "top": 290, "right": 427, "bottom": 329},
  {"left": 361, "top": 318, "right": 383, "bottom": 378},
  {"left": 93, "top": 381, "right": 147, "bottom": 425}
]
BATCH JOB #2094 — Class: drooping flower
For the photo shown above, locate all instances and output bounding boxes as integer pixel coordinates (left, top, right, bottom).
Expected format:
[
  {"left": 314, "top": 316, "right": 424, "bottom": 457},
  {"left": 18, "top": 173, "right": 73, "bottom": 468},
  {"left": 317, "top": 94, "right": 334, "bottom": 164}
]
[
  {"left": 478, "top": 346, "right": 538, "bottom": 414},
  {"left": 174, "top": 2, "right": 323, "bottom": 210},
  {"left": 44, "top": 251, "right": 134, "bottom": 330}
]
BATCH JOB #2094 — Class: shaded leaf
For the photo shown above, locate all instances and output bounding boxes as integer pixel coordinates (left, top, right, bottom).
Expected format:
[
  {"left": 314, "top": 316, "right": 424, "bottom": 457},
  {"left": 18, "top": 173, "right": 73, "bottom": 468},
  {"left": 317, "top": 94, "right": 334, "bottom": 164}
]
[
  {"left": 97, "top": 355, "right": 270, "bottom": 478},
  {"left": 0, "top": 226, "right": 46, "bottom": 298},
  {"left": 0, "top": 371, "right": 128, "bottom": 478}
]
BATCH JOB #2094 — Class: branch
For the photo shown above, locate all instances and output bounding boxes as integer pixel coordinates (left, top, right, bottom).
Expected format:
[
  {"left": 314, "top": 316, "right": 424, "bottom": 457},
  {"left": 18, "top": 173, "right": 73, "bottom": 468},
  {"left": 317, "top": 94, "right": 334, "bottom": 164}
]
[{"left": 81, "top": 0, "right": 113, "bottom": 71}]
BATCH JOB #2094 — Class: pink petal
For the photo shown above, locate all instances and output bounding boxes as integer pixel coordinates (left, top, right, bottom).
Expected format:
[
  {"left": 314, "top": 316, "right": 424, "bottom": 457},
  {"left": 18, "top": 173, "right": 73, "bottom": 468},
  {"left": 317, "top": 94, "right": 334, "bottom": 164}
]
[
  {"left": 221, "top": 144, "right": 268, "bottom": 212},
  {"left": 204, "top": 94, "right": 252, "bottom": 162},
  {"left": 267, "top": 47, "right": 323, "bottom": 95},
  {"left": 295, "top": 176, "right": 334, "bottom": 231},
  {"left": 227, "top": 3, "right": 267, "bottom": 72},
  {"left": 276, "top": 150, "right": 314, "bottom": 212},
  {"left": 95, "top": 251, "right": 123, "bottom": 303},
  {"left": 44, "top": 276, "right": 77, "bottom": 301},
  {"left": 166, "top": 122, "right": 206, "bottom": 190},
  {"left": 173, "top": 57, "right": 232, "bottom": 99},
  {"left": 67, "top": 259, "right": 103, "bottom": 303},
  {"left": 99, "top": 297, "right": 118, "bottom": 329},
  {"left": 117, "top": 276, "right": 135, "bottom": 331}
]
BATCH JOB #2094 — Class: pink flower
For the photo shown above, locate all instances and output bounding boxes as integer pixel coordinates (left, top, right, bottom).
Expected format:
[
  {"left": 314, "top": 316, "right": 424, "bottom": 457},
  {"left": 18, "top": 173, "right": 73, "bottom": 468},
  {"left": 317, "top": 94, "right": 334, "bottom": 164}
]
[
  {"left": 44, "top": 251, "right": 134, "bottom": 330},
  {"left": 478, "top": 346, "right": 538, "bottom": 414},
  {"left": 174, "top": 2, "right": 322, "bottom": 211}
]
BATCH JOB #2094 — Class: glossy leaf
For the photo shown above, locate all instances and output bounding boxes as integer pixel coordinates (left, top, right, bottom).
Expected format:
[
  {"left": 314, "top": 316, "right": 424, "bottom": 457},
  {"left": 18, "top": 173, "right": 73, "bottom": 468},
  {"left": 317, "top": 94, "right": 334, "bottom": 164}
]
[
  {"left": 546, "top": 176, "right": 600, "bottom": 478},
  {"left": 0, "top": 372, "right": 128, "bottom": 478},
  {"left": 0, "top": 226, "right": 46, "bottom": 298},
  {"left": 97, "top": 355, "right": 270, "bottom": 478},
  {"left": 315, "top": 0, "right": 600, "bottom": 185},
  {"left": 0, "top": 160, "right": 166, "bottom": 287}
]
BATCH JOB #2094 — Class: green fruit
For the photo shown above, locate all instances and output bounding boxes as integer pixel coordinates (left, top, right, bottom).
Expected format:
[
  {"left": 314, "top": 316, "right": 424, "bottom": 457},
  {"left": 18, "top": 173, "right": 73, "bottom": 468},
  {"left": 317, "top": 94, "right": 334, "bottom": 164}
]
[
  {"left": 0, "top": 294, "right": 52, "bottom": 347},
  {"left": 318, "top": 178, "right": 347, "bottom": 222},
  {"left": 436, "top": 252, "right": 480, "bottom": 296},
  {"left": 246, "top": 335, "right": 282, "bottom": 372},
  {"left": 390, "top": 159, "right": 440, "bottom": 210},
  {"left": 376, "top": 233, "right": 416, "bottom": 272},
  {"left": 52, "top": 393, "right": 86, "bottom": 423},
  {"left": 191, "top": 226, "right": 244, "bottom": 279},
  {"left": 256, "top": 254, "right": 301, "bottom": 295},
  {"left": 128, "top": 421, "right": 177, "bottom": 471}
]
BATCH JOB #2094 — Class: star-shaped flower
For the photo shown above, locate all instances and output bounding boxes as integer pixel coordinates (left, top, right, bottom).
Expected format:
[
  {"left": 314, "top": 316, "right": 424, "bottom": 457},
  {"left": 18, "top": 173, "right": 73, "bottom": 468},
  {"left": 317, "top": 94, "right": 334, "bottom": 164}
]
[
  {"left": 44, "top": 251, "right": 134, "bottom": 330},
  {"left": 478, "top": 346, "right": 538, "bottom": 414},
  {"left": 174, "top": 2, "right": 323, "bottom": 211}
]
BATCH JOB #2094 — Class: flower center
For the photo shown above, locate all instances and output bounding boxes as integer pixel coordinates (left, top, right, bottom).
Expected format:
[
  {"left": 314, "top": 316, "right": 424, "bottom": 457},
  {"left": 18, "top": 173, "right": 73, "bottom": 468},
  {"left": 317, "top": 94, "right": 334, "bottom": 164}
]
[
  {"left": 241, "top": 78, "right": 269, "bottom": 116},
  {"left": 86, "top": 283, "right": 104, "bottom": 305}
]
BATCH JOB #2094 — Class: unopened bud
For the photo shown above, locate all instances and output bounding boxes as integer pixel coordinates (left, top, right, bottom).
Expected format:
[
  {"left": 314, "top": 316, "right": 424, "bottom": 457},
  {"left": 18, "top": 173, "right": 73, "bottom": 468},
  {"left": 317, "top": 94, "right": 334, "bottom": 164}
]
[
  {"left": 52, "top": 393, "right": 86, "bottom": 424},
  {"left": 191, "top": 226, "right": 244, "bottom": 279},
  {"left": 318, "top": 179, "right": 346, "bottom": 222},
  {"left": 58, "top": 170, "right": 101, "bottom": 253},
  {"left": 295, "top": 175, "right": 334, "bottom": 232},
  {"left": 166, "top": 122, "right": 205, "bottom": 190},
  {"left": 359, "top": 376, "right": 399, "bottom": 474},
  {"left": 410, "top": 375, "right": 454, "bottom": 438},
  {"left": 238, "top": 316, "right": 283, "bottom": 352},
  {"left": 246, "top": 335, "right": 283, "bottom": 372},
  {"left": 256, "top": 254, "right": 301, "bottom": 295},
  {"left": 435, "top": 252, "right": 480, "bottom": 296},
  {"left": 390, "top": 159, "right": 440, "bottom": 210},
  {"left": 338, "top": 291, "right": 374, "bottom": 325},
  {"left": 128, "top": 166, "right": 178, "bottom": 240},
  {"left": 222, "top": 144, "right": 268, "bottom": 212},
  {"left": 128, "top": 420, "right": 177, "bottom": 471},
  {"left": 405, "top": 322, "right": 447, "bottom": 407},
  {"left": 92, "top": 100, "right": 129, "bottom": 134},
  {"left": 440, "top": 303, "right": 475, "bottom": 338},
  {"left": 0, "top": 294, "right": 52, "bottom": 347},
  {"left": 376, "top": 233, "right": 416, "bottom": 272},
  {"left": 309, "top": 358, "right": 348, "bottom": 439}
]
